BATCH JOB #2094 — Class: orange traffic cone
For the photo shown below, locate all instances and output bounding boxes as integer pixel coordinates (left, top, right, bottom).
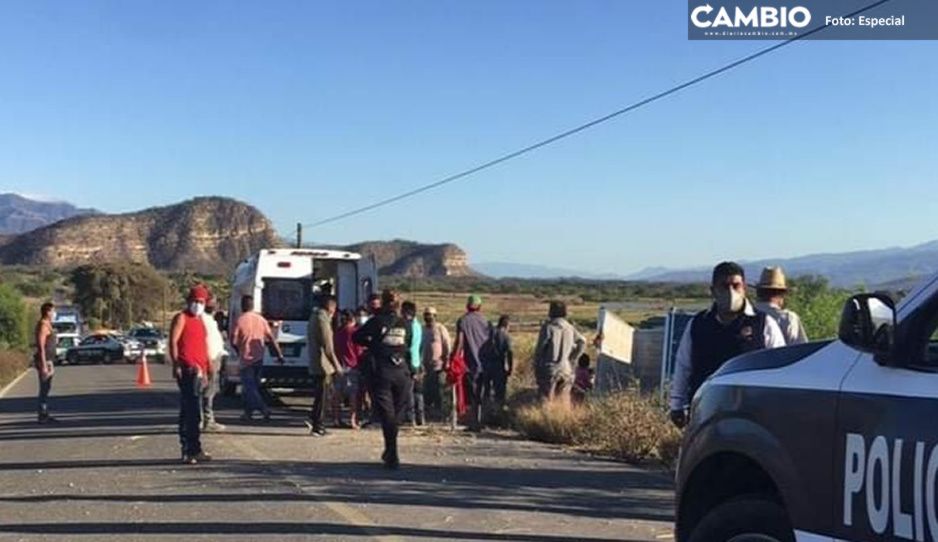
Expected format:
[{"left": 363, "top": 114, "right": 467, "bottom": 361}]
[{"left": 136, "top": 352, "right": 152, "bottom": 389}]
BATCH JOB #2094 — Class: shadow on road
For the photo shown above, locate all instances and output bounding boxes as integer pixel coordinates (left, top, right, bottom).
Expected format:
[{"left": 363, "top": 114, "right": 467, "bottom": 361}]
[
  {"left": 0, "top": 456, "right": 673, "bottom": 523},
  {"left": 0, "top": 390, "right": 179, "bottom": 415},
  {"left": 0, "top": 521, "right": 646, "bottom": 541}
]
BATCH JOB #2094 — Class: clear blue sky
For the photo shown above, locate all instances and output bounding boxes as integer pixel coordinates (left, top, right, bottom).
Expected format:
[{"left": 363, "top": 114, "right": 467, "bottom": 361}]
[{"left": 1, "top": 1, "right": 936, "bottom": 274}]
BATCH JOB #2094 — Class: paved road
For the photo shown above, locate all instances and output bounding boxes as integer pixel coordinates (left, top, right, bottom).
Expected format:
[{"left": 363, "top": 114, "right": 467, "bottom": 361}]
[{"left": 0, "top": 364, "right": 674, "bottom": 541}]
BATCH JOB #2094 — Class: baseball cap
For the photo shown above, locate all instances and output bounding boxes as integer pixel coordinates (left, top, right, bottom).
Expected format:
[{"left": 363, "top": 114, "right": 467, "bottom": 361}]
[{"left": 188, "top": 285, "right": 210, "bottom": 302}]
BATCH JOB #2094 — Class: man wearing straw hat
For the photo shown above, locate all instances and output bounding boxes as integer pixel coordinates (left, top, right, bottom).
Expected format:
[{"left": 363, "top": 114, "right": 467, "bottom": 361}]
[{"left": 754, "top": 266, "right": 808, "bottom": 346}]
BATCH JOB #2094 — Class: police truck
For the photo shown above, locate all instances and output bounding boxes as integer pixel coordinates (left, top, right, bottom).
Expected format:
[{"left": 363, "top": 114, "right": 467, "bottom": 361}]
[{"left": 676, "top": 273, "right": 938, "bottom": 542}]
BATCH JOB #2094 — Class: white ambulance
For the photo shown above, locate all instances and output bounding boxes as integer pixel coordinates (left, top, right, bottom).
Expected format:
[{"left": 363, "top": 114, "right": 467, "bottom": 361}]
[{"left": 220, "top": 248, "right": 377, "bottom": 394}]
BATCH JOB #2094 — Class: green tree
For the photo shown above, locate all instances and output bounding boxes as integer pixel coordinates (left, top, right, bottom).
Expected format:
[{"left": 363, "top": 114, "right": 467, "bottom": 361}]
[
  {"left": 785, "top": 276, "right": 852, "bottom": 340},
  {"left": 70, "top": 262, "right": 171, "bottom": 329},
  {"left": 0, "top": 283, "right": 28, "bottom": 350}
]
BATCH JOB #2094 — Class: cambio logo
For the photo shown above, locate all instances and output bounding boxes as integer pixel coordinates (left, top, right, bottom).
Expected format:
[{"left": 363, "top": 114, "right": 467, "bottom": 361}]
[{"left": 691, "top": 4, "right": 812, "bottom": 28}]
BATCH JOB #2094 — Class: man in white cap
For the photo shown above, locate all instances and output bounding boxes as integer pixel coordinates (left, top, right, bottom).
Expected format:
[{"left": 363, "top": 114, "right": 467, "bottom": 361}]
[{"left": 754, "top": 266, "right": 808, "bottom": 346}]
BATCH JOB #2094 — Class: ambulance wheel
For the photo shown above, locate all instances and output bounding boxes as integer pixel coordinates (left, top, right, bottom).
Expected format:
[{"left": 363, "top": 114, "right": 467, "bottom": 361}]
[{"left": 688, "top": 495, "right": 794, "bottom": 542}]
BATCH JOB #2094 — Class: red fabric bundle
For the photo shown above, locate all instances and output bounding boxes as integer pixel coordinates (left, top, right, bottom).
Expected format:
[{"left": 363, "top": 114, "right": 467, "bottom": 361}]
[{"left": 447, "top": 349, "right": 468, "bottom": 416}]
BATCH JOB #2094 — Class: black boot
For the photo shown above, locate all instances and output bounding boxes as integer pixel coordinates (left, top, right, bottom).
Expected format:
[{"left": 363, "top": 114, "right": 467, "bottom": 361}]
[{"left": 381, "top": 449, "right": 400, "bottom": 470}]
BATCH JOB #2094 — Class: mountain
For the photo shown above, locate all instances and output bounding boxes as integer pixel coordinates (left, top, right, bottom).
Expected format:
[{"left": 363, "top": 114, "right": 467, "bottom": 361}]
[
  {"left": 0, "top": 195, "right": 476, "bottom": 278},
  {"left": 628, "top": 241, "right": 938, "bottom": 287},
  {"left": 0, "top": 197, "right": 278, "bottom": 275},
  {"left": 0, "top": 193, "right": 98, "bottom": 235},
  {"left": 473, "top": 261, "right": 624, "bottom": 279},
  {"left": 340, "top": 240, "right": 476, "bottom": 277}
]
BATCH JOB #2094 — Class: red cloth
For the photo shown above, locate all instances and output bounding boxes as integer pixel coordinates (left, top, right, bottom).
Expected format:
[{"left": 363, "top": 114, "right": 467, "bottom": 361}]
[
  {"left": 447, "top": 349, "right": 468, "bottom": 416},
  {"left": 334, "top": 325, "right": 363, "bottom": 369},
  {"left": 177, "top": 312, "right": 209, "bottom": 372}
]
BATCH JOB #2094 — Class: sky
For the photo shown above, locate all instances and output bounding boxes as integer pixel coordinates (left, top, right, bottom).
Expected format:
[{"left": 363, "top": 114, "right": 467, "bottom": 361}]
[{"left": 1, "top": 1, "right": 936, "bottom": 275}]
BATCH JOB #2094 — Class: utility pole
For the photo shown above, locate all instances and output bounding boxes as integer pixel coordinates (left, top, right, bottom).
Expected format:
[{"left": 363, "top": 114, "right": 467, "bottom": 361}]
[
  {"left": 296, "top": 223, "right": 302, "bottom": 248},
  {"left": 162, "top": 284, "right": 167, "bottom": 335}
]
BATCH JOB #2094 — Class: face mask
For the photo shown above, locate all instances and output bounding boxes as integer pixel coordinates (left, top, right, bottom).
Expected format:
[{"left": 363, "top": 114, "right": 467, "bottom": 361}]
[
  {"left": 357, "top": 316, "right": 369, "bottom": 325},
  {"left": 714, "top": 288, "right": 745, "bottom": 314},
  {"left": 49, "top": 312, "right": 57, "bottom": 321},
  {"left": 189, "top": 302, "right": 205, "bottom": 316}
]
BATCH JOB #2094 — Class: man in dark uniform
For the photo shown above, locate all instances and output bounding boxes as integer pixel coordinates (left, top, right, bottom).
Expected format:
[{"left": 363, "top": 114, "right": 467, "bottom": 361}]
[
  {"left": 353, "top": 289, "right": 412, "bottom": 469},
  {"left": 669, "top": 261, "right": 786, "bottom": 428}
]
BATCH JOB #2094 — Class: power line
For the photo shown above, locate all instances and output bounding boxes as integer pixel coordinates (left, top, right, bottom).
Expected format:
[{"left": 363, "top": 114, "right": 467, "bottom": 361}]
[{"left": 304, "top": 0, "right": 890, "bottom": 229}]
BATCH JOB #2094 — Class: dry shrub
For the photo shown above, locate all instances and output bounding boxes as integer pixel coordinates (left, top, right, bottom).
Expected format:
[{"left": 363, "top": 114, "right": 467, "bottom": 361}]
[
  {"left": 514, "top": 401, "right": 588, "bottom": 445},
  {"left": 580, "top": 390, "right": 682, "bottom": 464},
  {"left": 511, "top": 389, "right": 682, "bottom": 466},
  {"left": 0, "top": 350, "right": 28, "bottom": 390}
]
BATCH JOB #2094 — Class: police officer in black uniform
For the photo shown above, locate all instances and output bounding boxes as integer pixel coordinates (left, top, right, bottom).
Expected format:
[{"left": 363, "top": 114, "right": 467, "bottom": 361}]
[
  {"left": 353, "top": 289, "right": 413, "bottom": 469},
  {"left": 669, "top": 261, "right": 787, "bottom": 428}
]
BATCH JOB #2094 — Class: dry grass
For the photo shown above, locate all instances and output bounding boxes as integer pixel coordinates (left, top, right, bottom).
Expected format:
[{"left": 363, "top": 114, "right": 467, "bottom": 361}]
[
  {"left": 514, "top": 400, "right": 588, "bottom": 445},
  {"left": 513, "top": 391, "right": 682, "bottom": 466},
  {"left": 0, "top": 350, "right": 29, "bottom": 391},
  {"left": 580, "top": 391, "right": 682, "bottom": 464}
]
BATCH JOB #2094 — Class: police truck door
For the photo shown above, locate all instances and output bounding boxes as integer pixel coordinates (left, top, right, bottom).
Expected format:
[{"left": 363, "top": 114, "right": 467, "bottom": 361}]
[{"left": 834, "top": 296, "right": 938, "bottom": 542}]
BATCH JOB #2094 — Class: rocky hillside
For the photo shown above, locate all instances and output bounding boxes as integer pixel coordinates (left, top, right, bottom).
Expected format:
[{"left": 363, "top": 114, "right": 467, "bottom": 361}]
[
  {"left": 341, "top": 240, "right": 476, "bottom": 277},
  {"left": 0, "top": 197, "right": 279, "bottom": 275},
  {"left": 0, "top": 193, "right": 98, "bottom": 235}
]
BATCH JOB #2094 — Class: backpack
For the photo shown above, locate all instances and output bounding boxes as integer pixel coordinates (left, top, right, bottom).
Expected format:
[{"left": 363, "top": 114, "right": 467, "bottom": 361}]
[{"left": 478, "top": 323, "right": 503, "bottom": 371}]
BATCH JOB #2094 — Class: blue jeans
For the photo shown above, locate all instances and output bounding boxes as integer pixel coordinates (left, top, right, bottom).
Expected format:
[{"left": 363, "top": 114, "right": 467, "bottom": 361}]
[
  {"left": 177, "top": 367, "right": 203, "bottom": 457},
  {"left": 37, "top": 372, "right": 53, "bottom": 416},
  {"left": 240, "top": 363, "right": 267, "bottom": 416}
]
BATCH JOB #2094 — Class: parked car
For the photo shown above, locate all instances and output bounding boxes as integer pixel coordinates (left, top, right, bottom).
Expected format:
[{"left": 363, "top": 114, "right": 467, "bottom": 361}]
[
  {"left": 55, "top": 335, "right": 79, "bottom": 364},
  {"left": 127, "top": 327, "right": 168, "bottom": 363},
  {"left": 116, "top": 334, "right": 144, "bottom": 363},
  {"left": 65, "top": 333, "right": 127, "bottom": 365}
]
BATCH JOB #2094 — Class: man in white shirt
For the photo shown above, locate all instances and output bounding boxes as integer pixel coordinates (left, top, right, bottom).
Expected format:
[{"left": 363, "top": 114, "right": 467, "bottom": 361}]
[
  {"left": 754, "top": 266, "right": 808, "bottom": 346},
  {"left": 669, "top": 262, "right": 787, "bottom": 428},
  {"left": 200, "top": 296, "right": 227, "bottom": 432}
]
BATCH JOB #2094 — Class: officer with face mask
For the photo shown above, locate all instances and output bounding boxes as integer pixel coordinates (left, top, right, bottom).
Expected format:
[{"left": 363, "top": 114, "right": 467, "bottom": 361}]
[{"left": 668, "top": 262, "right": 786, "bottom": 428}]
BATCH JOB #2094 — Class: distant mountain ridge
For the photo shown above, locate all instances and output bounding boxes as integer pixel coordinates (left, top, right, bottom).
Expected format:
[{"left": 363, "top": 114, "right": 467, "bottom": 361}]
[
  {"left": 626, "top": 241, "right": 938, "bottom": 287},
  {"left": 0, "top": 193, "right": 98, "bottom": 235},
  {"left": 473, "top": 261, "right": 624, "bottom": 280}
]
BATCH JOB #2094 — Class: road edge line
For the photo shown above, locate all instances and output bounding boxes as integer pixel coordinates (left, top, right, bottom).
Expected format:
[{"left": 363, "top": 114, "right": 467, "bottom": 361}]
[{"left": 0, "top": 369, "right": 30, "bottom": 399}]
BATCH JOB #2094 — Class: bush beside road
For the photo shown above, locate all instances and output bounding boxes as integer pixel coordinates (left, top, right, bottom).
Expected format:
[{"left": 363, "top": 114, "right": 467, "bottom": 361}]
[{"left": 0, "top": 350, "right": 28, "bottom": 391}]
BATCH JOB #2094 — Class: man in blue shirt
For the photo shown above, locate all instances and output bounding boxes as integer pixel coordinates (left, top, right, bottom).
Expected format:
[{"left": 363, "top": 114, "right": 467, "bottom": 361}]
[{"left": 401, "top": 301, "right": 424, "bottom": 426}]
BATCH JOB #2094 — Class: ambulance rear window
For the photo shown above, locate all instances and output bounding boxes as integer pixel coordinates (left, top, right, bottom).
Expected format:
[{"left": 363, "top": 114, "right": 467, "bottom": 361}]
[{"left": 262, "top": 278, "right": 313, "bottom": 322}]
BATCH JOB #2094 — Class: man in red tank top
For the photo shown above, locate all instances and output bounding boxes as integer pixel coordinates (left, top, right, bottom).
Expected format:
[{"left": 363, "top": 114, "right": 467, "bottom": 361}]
[{"left": 170, "top": 285, "right": 213, "bottom": 465}]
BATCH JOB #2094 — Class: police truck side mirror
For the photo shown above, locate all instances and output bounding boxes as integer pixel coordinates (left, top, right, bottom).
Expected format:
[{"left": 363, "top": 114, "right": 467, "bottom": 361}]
[{"left": 839, "top": 293, "right": 896, "bottom": 362}]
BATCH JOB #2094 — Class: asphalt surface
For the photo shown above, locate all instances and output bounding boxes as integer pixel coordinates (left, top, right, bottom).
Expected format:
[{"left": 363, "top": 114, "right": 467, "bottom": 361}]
[{"left": 0, "top": 363, "right": 675, "bottom": 541}]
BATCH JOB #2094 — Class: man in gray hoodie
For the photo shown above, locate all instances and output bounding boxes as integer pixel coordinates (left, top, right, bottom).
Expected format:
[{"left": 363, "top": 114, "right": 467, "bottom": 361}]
[{"left": 534, "top": 301, "right": 587, "bottom": 407}]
